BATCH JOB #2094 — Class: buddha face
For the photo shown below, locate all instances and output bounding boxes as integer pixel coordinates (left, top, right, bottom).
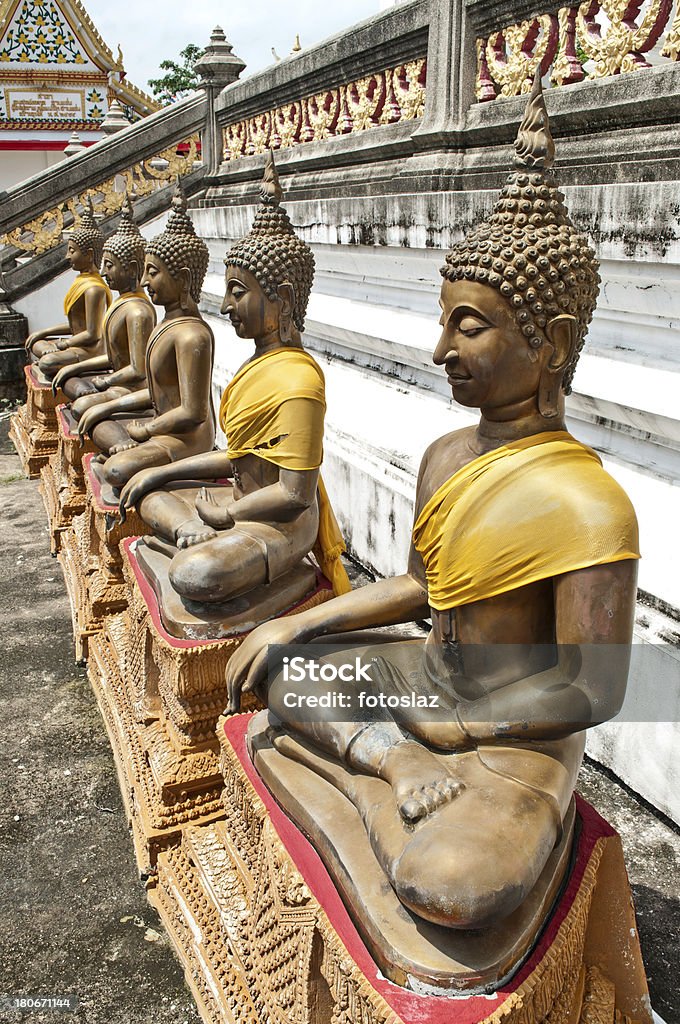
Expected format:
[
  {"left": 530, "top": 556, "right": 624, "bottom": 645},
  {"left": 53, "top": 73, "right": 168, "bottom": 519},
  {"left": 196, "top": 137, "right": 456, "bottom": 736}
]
[
  {"left": 221, "top": 266, "right": 281, "bottom": 341},
  {"left": 434, "top": 280, "right": 547, "bottom": 416},
  {"left": 141, "top": 254, "right": 181, "bottom": 307},
  {"left": 101, "top": 251, "right": 134, "bottom": 293},
  {"left": 67, "top": 240, "right": 93, "bottom": 272}
]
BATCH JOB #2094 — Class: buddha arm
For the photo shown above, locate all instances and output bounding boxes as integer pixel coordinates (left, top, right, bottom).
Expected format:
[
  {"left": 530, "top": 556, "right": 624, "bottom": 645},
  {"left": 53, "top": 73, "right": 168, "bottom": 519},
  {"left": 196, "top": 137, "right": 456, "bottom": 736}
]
[
  {"left": 228, "top": 467, "right": 319, "bottom": 524},
  {"left": 118, "top": 450, "right": 232, "bottom": 512},
  {"left": 145, "top": 330, "right": 212, "bottom": 437},
  {"left": 64, "top": 354, "right": 110, "bottom": 377},
  {"left": 456, "top": 559, "right": 638, "bottom": 744},
  {"left": 78, "top": 388, "right": 152, "bottom": 435},
  {"left": 63, "top": 288, "right": 108, "bottom": 348},
  {"left": 225, "top": 507, "right": 430, "bottom": 705},
  {"left": 26, "top": 323, "right": 70, "bottom": 350},
  {"left": 287, "top": 573, "right": 430, "bottom": 642},
  {"left": 105, "top": 308, "right": 153, "bottom": 388}
]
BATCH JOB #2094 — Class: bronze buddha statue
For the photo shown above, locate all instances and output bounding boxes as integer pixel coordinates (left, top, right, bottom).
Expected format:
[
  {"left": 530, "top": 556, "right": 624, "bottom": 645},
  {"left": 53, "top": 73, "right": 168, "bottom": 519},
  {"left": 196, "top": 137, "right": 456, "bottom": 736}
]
[
  {"left": 116, "top": 152, "right": 349, "bottom": 624},
  {"left": 76, "top": 185, "right": 215, "bottom": 498},
  {"left": 26, "top": 199, "right": 112, "bottom": 380},
  {"left": 51, "top": 193, "right": 156, "bottom": 434},
  {"left": 222, "top": 79, "right": 639, "bottom": 970}
]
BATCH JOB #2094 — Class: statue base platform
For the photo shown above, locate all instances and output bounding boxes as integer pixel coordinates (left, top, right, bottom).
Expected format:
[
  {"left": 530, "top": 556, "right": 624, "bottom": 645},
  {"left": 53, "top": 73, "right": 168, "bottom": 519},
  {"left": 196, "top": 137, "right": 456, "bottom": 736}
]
[
  {"left": 58, "top": 454, "right": 145, "bottom": 661},
  {"left": 8, "top": 364, "right": 63, "bottom": 478},
  {"left": 40, "top": 405, "right": 95, "bottom": 555},
  {"left": 86, "top": 539, "right": 334, "bottom": 875},
  {"left": 150, "top": 713, "right": 651, "bottom": 1024}
]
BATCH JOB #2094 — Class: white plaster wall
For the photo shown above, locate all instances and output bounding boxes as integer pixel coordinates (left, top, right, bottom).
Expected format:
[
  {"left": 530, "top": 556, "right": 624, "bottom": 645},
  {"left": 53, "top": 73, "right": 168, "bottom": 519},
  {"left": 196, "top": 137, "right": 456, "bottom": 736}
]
[
  {"left": 14, "top": 267, "right": 72, "bottom": 332},
  {"left": 0, "top": 149, "right": 65, "bottom": 191}
]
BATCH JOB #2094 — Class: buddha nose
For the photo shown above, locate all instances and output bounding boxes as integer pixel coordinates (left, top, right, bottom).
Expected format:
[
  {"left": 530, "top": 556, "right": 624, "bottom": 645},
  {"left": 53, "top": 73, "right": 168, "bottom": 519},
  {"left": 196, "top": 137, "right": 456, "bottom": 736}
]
[
  {"left": 220, "top": 295, "right": 232, "bottom": 315},
  {"left": 433, "top": 333, "right": 458, "bottom": 367}
]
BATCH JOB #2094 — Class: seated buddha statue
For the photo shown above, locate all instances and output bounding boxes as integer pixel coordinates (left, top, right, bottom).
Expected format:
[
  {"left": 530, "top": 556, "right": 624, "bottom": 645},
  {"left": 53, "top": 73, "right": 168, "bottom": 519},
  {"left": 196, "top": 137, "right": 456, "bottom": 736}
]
[
  {"left": 223, "top": 79, "right": 639, "bottom": 946},
  {"left": 26, "top": 199, "right": 112, "bottom": 380},
  {"left": 117, "top": 151, "right": 350, "bottom": 613},
  {"left": 51, "top": 193, "right": 156, "bottom": 435},
  {"left": 76, "top": 185, "right": 215, "bottom": 497}
]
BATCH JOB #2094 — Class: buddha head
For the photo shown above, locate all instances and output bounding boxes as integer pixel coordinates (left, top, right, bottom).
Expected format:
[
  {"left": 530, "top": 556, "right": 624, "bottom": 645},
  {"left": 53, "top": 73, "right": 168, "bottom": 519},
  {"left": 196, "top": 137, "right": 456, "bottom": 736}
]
[
  {"left": 101, "top": 193, "right": 146, "bottom": 293},
  {"left": 142, "top": 181, "right": 209, "bottom": 311},
  {"left": 221, "top": 150, "right": 315, "bottom": 344},
  {"left": 437, "top": 74, "right": 599, "bottom": 418},
  {"left": 67, "top": 196, "right": 105, "bottom": 272}
]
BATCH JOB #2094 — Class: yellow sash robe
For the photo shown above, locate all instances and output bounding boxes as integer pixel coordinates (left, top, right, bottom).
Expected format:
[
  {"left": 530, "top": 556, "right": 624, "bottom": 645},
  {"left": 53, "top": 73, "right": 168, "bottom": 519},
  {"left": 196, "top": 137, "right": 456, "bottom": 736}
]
[
  {"left": 63, "top": 272, "right": 112, "bottom": 318},
  {"left": 219, "top": 348, "right": 351, "bottom": 596},
  {"left": 413, "top": 431, "right": 639, "bottom": 611}
]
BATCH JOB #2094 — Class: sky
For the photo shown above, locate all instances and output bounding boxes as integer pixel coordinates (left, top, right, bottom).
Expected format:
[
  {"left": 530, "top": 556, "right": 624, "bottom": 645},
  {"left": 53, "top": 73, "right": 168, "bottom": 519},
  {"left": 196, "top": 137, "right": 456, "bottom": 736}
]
[{"left": 87, "top": 0, "right": 387, "bottom": 95}]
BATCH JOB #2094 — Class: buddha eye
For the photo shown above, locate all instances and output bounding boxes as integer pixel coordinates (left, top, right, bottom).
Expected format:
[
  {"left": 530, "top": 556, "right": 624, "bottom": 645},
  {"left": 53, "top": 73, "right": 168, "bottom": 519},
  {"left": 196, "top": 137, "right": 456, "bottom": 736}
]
[{"left": 458, "top": 316, "right": 488, "bottom": 336}]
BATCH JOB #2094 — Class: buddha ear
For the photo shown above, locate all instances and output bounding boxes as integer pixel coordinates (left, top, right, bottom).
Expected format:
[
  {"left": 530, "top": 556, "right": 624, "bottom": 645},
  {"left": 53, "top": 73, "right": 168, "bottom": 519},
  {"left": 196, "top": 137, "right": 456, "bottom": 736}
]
[
  {"left": 539, "top": 314, "right": 578, "bottom": 418},
  {"left": 544, "top": 314, "right": 577, "bottom": 372},
  {"left": 128, "top": 258, "right": 139, "bottom": 288},
  {"left": 178, "top": 267, "right": 192, "bottom": 311},
  {"left": 277, "top": 282, "right": 295, "bottom": 316},
  {"left": 277, "top": 282, "right": 296, "bottom": 344}
]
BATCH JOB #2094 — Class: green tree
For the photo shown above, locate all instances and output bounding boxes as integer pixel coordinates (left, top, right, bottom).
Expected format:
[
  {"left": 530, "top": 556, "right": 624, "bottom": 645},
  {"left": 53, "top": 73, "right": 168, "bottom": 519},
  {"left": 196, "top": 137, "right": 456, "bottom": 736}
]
[{"left": 148, "top": 43, "right": 205, "bottom": 104}]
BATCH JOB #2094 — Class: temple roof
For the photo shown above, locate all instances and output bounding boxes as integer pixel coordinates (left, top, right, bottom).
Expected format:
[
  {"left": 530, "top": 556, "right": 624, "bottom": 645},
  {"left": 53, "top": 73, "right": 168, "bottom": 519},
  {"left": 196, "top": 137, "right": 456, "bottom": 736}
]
[{"left": 0, "top": 0, "right": 160, "bottom": 129}]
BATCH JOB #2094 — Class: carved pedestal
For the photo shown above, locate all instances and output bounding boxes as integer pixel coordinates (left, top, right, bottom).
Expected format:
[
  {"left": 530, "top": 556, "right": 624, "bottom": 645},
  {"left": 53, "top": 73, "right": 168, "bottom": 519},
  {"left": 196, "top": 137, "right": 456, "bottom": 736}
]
[
  {"left": 8, "top": 364, "right": 63, "bottom": 477},
  {"left": 150, "top": 714, "right": 651, "bottom": 1024},
  {"left": 58, "top": 454, "right": 145, "bottom": 661},
  {"left": 40, "top": 405, "right": 95, "bottom": 555},
  {"left": 87, "top": 541, "right": 333, "bottom": 875}
]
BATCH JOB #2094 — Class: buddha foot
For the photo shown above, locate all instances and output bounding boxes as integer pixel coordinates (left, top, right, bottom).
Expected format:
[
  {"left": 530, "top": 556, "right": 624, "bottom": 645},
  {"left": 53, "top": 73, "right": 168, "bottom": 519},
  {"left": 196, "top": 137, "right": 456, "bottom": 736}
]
[
  {"left": 380, "top": 740, "right": 465, "bottom": 824},
  {"left": 175, "top": 516, "right": 218, "bottom": 549}
]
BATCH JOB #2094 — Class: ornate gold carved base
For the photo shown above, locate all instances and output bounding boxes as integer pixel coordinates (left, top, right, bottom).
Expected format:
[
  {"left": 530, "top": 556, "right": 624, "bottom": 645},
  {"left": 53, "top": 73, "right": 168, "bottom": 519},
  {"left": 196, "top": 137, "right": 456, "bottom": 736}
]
[
  {"left": 57, "top": 455, "right": 145, "bottom": 661},
  {"left": 39, "top": 405, "right": 95, "bottom": 555},
  {"left": 149, "top": 714, "right": 651, "bottom": 1024},
  {"left": 8, "top": 365, "right": 62, "bottom": 478},
  {"left": 85, "top": 541, "right": 333, "bottom": 874}
]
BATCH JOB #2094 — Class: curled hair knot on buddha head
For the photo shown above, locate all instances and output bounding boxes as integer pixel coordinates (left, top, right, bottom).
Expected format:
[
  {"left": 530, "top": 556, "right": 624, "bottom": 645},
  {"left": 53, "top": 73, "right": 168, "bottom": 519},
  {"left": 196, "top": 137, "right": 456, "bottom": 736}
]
[
  {"left": 225, "top": 150, "right": 315, "bottom": 333},
  {"left": 145, "top": 181, "right": 209, "bottom": 302},
  {"left": 70, "top": 196, "right": 105, "bottom": 267},
  {"left": 441, "top": 73, "right": 599, "bottom": 394},
  {"left": 102, "top": 192, "right": 146, "bottom": 275}
]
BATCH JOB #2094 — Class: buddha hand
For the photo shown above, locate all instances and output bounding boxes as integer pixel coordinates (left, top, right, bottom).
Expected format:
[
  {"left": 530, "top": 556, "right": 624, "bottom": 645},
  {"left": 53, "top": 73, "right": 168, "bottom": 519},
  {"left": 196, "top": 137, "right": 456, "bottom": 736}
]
[
  {"left": 126, "top": 420, "right": 151, "bottom": 443},
  {"left": 118, "top": 466, "right": 161, "bottom": 515},
  {"left": 195, "top": 487, "right": 235, "bottom": 530},
  {"left": 52, "top": 365, "right": 72, "bottom": 394},
  {"left": 78, "top": 406, "right": 104, "bottom": 439},
  {"left": 225, "top": 616, "right": 307, "bottom": 714},
  {"left": 56, "top": 339, "right": 70, "bottom": 351},
  {"left": 92, "top": 376, "right": 109, "bottom": 391}
]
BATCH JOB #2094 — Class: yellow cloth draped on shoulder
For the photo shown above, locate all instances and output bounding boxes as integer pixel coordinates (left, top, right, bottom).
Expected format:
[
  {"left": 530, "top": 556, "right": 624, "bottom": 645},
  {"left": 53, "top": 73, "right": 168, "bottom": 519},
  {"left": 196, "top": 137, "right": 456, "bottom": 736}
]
[
  {"left": 219, "top": 347, "right": 351, "bottom": 596},
  {"left": 63, "top": 272, "right": 112, "bottom": 317},
  {"left": 101, "top": 289, "right": 150, "bottom": 335},
  {"left": 413, "top": 430, "right": 639, "bottom": 611}
]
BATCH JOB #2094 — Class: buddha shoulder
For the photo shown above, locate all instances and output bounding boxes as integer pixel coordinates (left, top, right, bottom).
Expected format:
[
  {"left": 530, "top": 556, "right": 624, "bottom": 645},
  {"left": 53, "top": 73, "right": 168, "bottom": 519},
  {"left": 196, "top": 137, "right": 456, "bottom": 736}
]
[
  {"left": 418, "top": 427, "right": 478, "bottom": 485},
  {"left": 168, "top": 317, "right": 213, "bottom": 346}
]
